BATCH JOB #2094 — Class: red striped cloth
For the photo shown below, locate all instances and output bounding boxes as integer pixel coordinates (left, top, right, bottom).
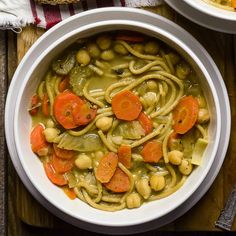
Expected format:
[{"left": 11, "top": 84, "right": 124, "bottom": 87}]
[{"left": 29, "top": 0, "right": 162, "bottom": 29}]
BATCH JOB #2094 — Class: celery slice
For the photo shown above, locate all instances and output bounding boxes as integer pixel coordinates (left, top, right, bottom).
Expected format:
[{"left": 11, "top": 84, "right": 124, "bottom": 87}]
[{"left": 191, "top": 138, "right": 208, "bottom": 166}]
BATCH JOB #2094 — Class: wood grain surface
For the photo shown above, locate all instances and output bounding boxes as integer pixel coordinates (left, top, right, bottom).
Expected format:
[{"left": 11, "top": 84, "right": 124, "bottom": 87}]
[
  {"left": 5, "top": 4, "right": 236, "bottom": 235},
  {"left": 0, "top": 31, "right": 7, "bottom": 236}
]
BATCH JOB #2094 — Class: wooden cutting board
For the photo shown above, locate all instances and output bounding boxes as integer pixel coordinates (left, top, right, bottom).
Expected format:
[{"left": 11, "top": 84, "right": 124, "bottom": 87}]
[{"left": 7, "top": 4, "right": 236, "bottom": 234}]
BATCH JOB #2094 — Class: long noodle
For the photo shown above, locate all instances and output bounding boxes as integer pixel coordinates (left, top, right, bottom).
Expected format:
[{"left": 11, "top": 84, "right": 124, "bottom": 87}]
[
  {"left": 105, "top": 78, "right": 134, "bottom": 103},
  {"left": 130, "top": 124, "right": 165, "bottom": 148},
  {"left": 119, "top": 163, "right": 135, "bottom": 203},
  {"left": 129, "top": 60, "right": 170, "bottom": 74},
  {"left": 68, "top": 111, "right": 113, "bottom": 136},
  {"left": 83, "top": 81, "right": 105, "bottom": 107},
  {"left": 82, "top": 189, "right": 126, "bottom": 212},
  {"left": 98, "top": 130, "right": 117, "bottom": 152},
  {"left": 162, "top": 130, "right": 174, "bottom": 163}
]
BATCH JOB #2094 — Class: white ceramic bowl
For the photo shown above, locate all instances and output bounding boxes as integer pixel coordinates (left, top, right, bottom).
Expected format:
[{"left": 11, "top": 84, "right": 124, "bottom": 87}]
[
  {"left": 12, "top": 8, "right": 221, "bottom": 228},
  {"left": 184, "top": 0, "right": 236, "bottom": 20}
]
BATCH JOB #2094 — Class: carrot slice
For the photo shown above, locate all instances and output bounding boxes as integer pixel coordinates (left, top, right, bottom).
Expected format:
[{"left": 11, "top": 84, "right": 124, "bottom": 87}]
[
  {"left": 118, "top": 145, "right": 131, "bottom": 169},
  {"left": 53, "top": 91, "right": 84, "bottom": 129},
  {"left": 95, "top": 152, "right": 118, "bottom": 183},
  {"left": 29, "top": 94, "right": 40, "bottom": 116},
  {"left": 138, "top": 112, "right": 153, "bottom": 134},
  {"left": 232, "top": 0, "right": 236, "bottom": 8},
  {"left": 116, "top": 31, "right": 145, "bottom": 42},
  {"left": 141, "top": 140, "right": 163, "bottom": 163},
  {"left": 42, "top": 94, "right": 50, "bottom": 117},
  {"left": 30, "top": 124, "right": 48, "bottom": 154},
  {"left": 112, "top": 90, "right": 142, "bottom": 121},
  {"left": 53, "top": 143, "right": 75, "bottom": 160},
  {"left": 104, "top": 167, "right": 130, "bottom": 193},
  {"left": 52, "top": 153, "right": 74, "bottom": 174},
  {"left": 44, "top": 162, "right": 67, "bottom": 186},
  {"left": 72, "top": 103, "right": 97, "bottom": 126},
  {"left": 173, "top": 96, "right": 199, "bottom": 134},
  {"left": 62, "top": 186, "right": 76, "bottom": 200},
  {"left": 59, "top": 76, "right": 70, "bottom": 92}
]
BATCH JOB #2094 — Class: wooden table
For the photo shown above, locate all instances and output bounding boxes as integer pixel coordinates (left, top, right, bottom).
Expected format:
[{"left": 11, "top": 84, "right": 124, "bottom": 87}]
[{"left": 1, "top": 5, "right": 236, "bottom": 236}]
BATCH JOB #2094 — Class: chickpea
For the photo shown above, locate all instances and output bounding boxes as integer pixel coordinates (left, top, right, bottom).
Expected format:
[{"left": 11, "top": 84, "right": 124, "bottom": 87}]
[
  {"left": 76, "top": 49, "right": 91, "bottom": 66},
  {"left": 135, "top": 178, "right": 151, "bottom": 199},
  {"left": 43, "top": 128, "right": 60, "bottom": 143},
  {"left": 114, "top": 44, "right": 128, "bottom": 55},
  {"left": 144, "top": 41, "right": 160, "bottom": 55},
  {"left": 133, "top": 44, "right": 144, "bottom": 54},
  {"left": 75, "top": 154, "right": 92, "bottom": 170},
  {"left": 150, "top": 175, "right": 166, "bottom": 191},
  {"left": 147, "top": 80, "right": 158, "bottom": 91},
  {"left": 100, "top": 50, "right": 115, "bottom": 61},
  {"left": 168, "top": 150, "right": 183, "bottom": 165},
  {"left": 179, "top": 159, "right": 193, "bottom": 175},
  {"left": 87, "top": 43, "right": 101, "bottom": 59},
  {"left": 126, "top": 193, "right": 141, "bottom": 209},
  {"left": 143, "top": 92, "right": 157, "bottom": 106},
  {"left": 95, "top": 150, "right": 104, "bottom": 159},
  {"left": 95, "top": 117, "right": 113, "bottom": 132},
  {"left": 198, "top": 108, "right": 210, "bottom": 124},
  {"left": 96, "top": 35, "right": 111, "bottom": 50},
  {"left": 46, "top": 119, "right": 55, "bottom": 128},
  {"left": 168, "top": 52, "right": 180, "bottom": 65},
  {"left": 176, "top": 63, "right": 191, "bottom": 80}
]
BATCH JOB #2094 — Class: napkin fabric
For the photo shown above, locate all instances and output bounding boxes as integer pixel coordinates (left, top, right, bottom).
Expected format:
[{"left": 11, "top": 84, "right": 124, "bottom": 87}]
[{"left": 0, "top": 0, "right": 163, "bottom": 31}]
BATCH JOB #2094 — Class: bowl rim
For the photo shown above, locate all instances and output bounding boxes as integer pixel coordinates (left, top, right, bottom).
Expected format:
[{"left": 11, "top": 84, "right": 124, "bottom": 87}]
[
  {"left": 184, "top": 0, "right": 236, "bottom": 21},
  {"left": 13, "top": 14, "right": 221, "bottom": 227}
]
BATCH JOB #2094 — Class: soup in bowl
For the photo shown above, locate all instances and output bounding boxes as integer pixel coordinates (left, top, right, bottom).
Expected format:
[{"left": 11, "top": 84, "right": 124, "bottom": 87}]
[{"left": 14, "top": 20, "right": 220, "bottom": 226}]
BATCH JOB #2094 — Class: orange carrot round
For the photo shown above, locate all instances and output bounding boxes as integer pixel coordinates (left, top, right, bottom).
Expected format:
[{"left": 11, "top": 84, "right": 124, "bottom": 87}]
[
  {"left": 44, "top": 162, "right": 67, "bottom": 186},
  {"left": 59, "top": 76, "right": 70, "bottom": 92},
  {"left": 53, "top": 91, "right": 84, "bottom": 129},
  {"left": 118, "top": 145, "right": 132, "bottom": 169},
  {"left": 30, "top": 124, "right": 48, "bottom": 154},
  {"left": 104, "top": 167, "right": 130, "bottom": 193},
  {"left": 53, "top": 143, "right": 75, "bottom": 160},
  {"left": 62, "top": 186, "right": 76, "bottom": 200},
  {"left": 42, "top": 94, "right": 50, "bottom": 117},
  {"left": 29, "top": 94, "right": 40, "bottom": 116},
  {"left": 72, "top": 103, "right": 97, "bottom": 126},
  {"left": 112, "top": 90, "right": 142, "bottom": 121},
  {"left": 173, "top": 96, "right": 199, "bottom": 134},
  {"left": 52, "top": 153, "right": 74, "bottom": 174},
  {"left": 141, "top": 140, "right": 163, "bottom": 163},
  {"left": 138, "top": 112, "right": 153, "bottom": 134},
  {"left": 95, "top": 152, "right": 118, "bottom": 183}
]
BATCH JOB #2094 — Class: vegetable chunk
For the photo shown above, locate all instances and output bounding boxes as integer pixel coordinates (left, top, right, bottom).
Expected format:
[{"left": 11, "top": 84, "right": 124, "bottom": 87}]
[
  {"left": 112, "top": 90, "right": 142, "bottom": 121},
  {"left": 138, "top": 112, "right": 153, "bottom": 134},
  {"left": 173, "top": 96, "right": 199, "bottom": 134},
  {"left": 53, "top": 91, "right": 84, "bottom": 129},
  {"left": 104, "top": 167, "right": 130, "bottom": 193},
  {"left": 141, "top": 140, "right": 163, "bottom": 163},
  {"left": 30, "top": 124, "right": 48, "bottom": 154},
  {"left": 44, "top": 162, "right": 67, "bottom": 186},
  {"left": 118, "top": 145, "right": 132, "bottom": 169},
  {"left": 95, "top": 152, "right": 118, "bottom": 183}
]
